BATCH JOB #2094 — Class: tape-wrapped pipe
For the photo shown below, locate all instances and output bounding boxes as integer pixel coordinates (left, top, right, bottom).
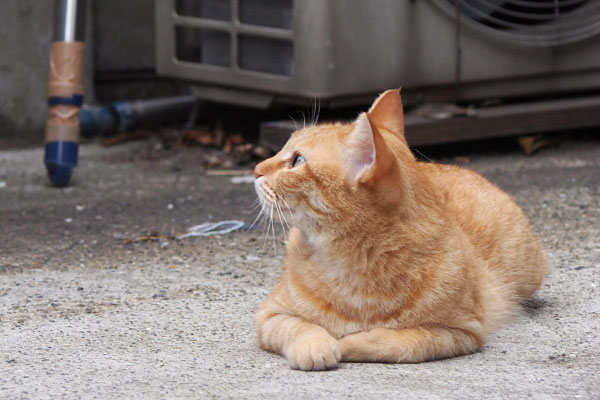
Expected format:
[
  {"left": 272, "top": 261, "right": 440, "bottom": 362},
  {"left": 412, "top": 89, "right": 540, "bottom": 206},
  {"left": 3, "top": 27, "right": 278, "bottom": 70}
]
[
  {"left": 44, "top": 0, "right": 86, "bottom": 187},
  {"left": 47, "top": 42, "right": 85, "bottom": 99}
]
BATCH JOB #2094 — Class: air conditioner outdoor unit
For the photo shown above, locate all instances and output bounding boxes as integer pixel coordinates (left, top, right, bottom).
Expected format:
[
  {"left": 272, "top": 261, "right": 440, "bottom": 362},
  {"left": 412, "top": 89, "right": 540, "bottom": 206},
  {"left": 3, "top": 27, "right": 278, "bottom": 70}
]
[{"left": 155, "top": 0, "right": 600, "bottom": 109}]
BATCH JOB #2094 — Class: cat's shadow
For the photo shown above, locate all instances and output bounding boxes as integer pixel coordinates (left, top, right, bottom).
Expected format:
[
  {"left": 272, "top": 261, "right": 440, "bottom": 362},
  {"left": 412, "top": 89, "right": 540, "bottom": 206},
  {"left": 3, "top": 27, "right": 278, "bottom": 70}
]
[{"left": 521, "top": 298, "right": 551, "bottom": 316}]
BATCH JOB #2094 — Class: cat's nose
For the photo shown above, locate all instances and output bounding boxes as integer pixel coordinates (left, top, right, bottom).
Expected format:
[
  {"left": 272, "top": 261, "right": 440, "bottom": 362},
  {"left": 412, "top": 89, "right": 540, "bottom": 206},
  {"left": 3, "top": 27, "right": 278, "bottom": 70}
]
[{"left": 254, "top": 164, "right": 264, "bottom": 179}]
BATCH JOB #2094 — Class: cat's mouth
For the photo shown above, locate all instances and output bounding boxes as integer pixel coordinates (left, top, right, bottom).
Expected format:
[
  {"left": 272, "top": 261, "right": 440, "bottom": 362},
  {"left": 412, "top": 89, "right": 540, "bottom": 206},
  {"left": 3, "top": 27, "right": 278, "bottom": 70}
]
[
  {"left": 255, "top": 178, "right": 277, "bottom": 205},
  {"left": 254, "top": 177, "right": 297, "bottom": 223}
]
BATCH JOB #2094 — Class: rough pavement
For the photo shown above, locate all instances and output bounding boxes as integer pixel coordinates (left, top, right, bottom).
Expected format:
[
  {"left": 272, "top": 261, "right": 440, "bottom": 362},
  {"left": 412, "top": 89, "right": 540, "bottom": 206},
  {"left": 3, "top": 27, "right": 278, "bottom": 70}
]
[{"left": 0, "top": 137, "right": 598, "bottom": 399}]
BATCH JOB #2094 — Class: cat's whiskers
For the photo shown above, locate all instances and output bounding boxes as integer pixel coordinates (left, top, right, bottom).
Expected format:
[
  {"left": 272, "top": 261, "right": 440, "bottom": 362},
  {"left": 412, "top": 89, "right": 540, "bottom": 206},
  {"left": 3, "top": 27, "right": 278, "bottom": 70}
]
[
  {"left": 273, "top": 201, "right": 288, "bottom": 243},
  {"left": 317, "top": 100, "right": 321, "bottom": 125},
  {"left": 288, "top": 115, "right": 299, "bottom": 131},
  {"left": 248, "top": 201, "right": 266, "bottom": 231},
  {"left": 269, "top": 203, "right": 277, "bottom": 253},
  {"left": 253, "top": 183, "right": 273, "bottom": 253},
  {"left": 310, "top": 98, "right": 321, "bottom": 126},
  {"left": 275, "top": 196, "right": 291, "bottom": 234},
  {"left": 413, "top": 148, "right": 434, "bottom": 163},
  {"left": 261, "top": 203, "right": 272, "bottom": 252},
  {"left": 255, "top": 180, "right": 296, "bottom": 255},
  {"left": 247, "top": 199, "right": 262, "bottom": 214},
  {"left": 277, "top": 194, "right": 296, "bottom": 225},
  {"left": 274, "top": 194, "right": 288, "bottom": 224},
  {"left": 259, "top": 194, "right": 276, "bottom": 254},
  {"left": 296, "top": 110, "right": 306, "bottom": 129},
  {"left": 249, "top": 197, "right": 260, "bottom": 207},
  {"left": 276, "top": 193, "right": 304, "bottom": 254}
]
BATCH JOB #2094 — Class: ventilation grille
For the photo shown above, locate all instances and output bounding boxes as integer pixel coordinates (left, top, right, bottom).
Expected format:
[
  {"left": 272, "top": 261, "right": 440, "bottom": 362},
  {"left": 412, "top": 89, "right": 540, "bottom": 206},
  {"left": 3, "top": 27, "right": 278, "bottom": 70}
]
[
  {"left": 173, "top": 0, "right": 295, "bottom": 76},
  {"left": 433, "top": 0, "right": 600, "bottom": 46}
]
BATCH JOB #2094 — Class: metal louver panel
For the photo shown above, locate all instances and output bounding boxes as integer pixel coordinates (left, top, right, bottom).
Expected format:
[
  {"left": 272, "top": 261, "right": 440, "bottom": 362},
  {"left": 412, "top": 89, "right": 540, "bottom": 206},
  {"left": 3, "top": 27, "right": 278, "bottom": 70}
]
[{"left": 432, "top": 0, "right": 600, "bottom": 46}]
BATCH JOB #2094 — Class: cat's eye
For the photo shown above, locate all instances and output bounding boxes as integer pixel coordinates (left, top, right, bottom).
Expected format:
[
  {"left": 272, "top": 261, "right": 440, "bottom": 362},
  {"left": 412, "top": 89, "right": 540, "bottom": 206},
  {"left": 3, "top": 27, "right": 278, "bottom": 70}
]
[{"left": 291, "top": 153, "right": 305, "bottom": 168}]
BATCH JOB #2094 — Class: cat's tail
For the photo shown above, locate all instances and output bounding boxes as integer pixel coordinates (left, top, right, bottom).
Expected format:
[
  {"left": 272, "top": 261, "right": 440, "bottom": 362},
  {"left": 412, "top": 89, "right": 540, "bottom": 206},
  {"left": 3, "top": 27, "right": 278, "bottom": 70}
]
[
  {"left": 478, "top": 265, "right": 523, "bottom": 336},
  {"left": 515, "top": 239, "right": 549, "bottom": 300},
  {"left": 479, "top": 243, "right": 549, "bottom": 336}
]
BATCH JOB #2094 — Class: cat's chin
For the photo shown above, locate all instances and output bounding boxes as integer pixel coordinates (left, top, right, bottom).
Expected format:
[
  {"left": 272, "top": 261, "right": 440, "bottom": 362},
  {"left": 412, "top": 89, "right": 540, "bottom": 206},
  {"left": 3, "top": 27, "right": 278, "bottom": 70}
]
[
  {"left": 291, "top": 209, "right": 302, "bottom": 222},
  {"left": 293, "top": 216, "right": 323, "bottom": 239}
]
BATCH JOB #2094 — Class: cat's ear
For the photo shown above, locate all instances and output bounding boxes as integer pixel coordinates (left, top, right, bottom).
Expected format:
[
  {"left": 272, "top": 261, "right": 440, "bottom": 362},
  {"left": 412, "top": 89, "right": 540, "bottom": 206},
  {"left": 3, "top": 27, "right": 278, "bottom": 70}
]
[
  {"left": 345, "top": 112, "right": 380, "bottom": 184},
  {"left": 367, "top": 88, "right": 407, "bottom": 145}
]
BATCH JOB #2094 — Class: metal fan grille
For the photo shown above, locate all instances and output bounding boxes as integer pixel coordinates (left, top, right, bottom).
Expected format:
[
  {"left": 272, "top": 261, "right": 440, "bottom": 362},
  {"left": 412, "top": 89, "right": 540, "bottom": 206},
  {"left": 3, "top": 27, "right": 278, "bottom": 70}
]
[{"left": 432, "top": 0, "right": 600, "bottom": 46}]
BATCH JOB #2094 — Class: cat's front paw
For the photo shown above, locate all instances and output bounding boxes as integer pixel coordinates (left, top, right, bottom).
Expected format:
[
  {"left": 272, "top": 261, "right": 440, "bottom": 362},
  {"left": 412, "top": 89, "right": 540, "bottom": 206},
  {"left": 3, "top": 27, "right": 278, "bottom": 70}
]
[
  {"left": 339, "top": 329, "right": 397, "bottom": 362},
  {"left": 285, "top": 335, "right": 341, "bottom": 371}
]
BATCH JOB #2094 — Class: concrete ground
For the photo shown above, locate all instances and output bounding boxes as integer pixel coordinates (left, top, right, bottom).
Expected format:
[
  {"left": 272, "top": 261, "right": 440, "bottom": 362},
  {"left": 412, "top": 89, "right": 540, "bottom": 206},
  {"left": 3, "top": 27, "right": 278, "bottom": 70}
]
[{"left": 1, "top": 136, "right": 598, "bottom": 399}]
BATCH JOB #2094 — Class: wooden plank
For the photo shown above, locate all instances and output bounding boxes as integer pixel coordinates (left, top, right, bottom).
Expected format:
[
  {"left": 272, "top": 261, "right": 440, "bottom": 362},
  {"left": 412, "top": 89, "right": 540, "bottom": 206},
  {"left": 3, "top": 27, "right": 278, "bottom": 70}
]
[
  {"left": 405, "top": 95, "right": 600, "bottom": 146},
  {"left": 259, "top": 120, "right": 296, "bottom": 151},
  {"left": 259, "top": 95, "right": 600, "bottom": 151}
]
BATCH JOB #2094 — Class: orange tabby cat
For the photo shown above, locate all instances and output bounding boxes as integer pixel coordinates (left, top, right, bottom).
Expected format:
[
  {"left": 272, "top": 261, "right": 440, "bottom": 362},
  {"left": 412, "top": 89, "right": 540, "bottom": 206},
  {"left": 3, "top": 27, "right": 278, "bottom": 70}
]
[{"left": 253, "top": 89, "right": 548, "bottom": 371}]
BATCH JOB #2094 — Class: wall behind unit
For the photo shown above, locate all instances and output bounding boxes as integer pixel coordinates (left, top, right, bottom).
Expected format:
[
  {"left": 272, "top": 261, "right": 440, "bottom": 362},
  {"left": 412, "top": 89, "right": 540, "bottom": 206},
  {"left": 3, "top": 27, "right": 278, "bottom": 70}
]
[{"left": 0, "top": 1, "right": 57, "bottom": 146}]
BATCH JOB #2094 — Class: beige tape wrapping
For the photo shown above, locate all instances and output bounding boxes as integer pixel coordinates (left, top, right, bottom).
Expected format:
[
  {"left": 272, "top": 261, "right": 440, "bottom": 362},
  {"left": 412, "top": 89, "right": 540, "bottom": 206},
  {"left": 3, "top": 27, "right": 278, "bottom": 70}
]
[
  {"left": 46, "top": 124, "right": 80, "bottom": 142},
  {"left": 45, "top": 105, "right": 80, "bottom": 142},
  {"left": 47, "top": 41, "right": 85, "bottom": 98}
]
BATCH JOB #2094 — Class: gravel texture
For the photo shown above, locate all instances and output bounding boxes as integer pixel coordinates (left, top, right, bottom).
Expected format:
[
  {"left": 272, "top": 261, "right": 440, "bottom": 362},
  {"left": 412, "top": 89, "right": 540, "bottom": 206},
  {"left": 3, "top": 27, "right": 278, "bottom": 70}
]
[{"left": 0, "top": 137, "right": 598, "bottom": 399}]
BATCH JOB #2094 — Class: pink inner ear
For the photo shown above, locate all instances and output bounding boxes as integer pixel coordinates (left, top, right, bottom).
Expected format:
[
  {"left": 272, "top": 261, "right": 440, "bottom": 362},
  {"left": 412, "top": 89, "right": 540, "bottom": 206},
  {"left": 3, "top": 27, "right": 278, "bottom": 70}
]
[{"left": 346, "top": 113, "right": 376, "bottom": 182}]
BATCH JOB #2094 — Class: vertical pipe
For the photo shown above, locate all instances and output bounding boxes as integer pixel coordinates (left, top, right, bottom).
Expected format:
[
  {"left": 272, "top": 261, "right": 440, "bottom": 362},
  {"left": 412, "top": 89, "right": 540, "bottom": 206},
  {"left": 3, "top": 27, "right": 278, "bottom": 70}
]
[
  {"left": 231, "top": 0, "right": 239, "bottom": 71},
  {"left": 454, "top": 0, "right": 462, "bottom": 104},
  {"left": 54, "top": 0, "right": 86, "bottom": 41},
  {"left": 44, "top": 0, "right": 86, "bottom": 187}
]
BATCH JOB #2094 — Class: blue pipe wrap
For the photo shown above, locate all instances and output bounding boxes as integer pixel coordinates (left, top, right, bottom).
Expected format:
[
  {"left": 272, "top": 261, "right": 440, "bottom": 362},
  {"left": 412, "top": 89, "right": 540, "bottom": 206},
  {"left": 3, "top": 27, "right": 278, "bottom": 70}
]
[
  {"left": 77, "top": 96, "right": 197, "bottom": 137},
  {"left": 79, "top": 105, "right": 118, "bottom": 137},
  {"left": 111, "top": 101, "right": 138, "bottom": 131},
  {"left": 45, "top": 141, "right": 79, "bottom": 187},
  {"left": 48, "top": 95, "right": 84, "bottom": 107}
]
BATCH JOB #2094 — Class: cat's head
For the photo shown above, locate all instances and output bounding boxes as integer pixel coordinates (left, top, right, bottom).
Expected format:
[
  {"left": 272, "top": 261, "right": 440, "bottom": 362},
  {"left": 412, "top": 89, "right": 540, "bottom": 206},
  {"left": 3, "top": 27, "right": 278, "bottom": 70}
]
[{"left": 254, "top": 89, "right": 416, "bottom": 233}]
